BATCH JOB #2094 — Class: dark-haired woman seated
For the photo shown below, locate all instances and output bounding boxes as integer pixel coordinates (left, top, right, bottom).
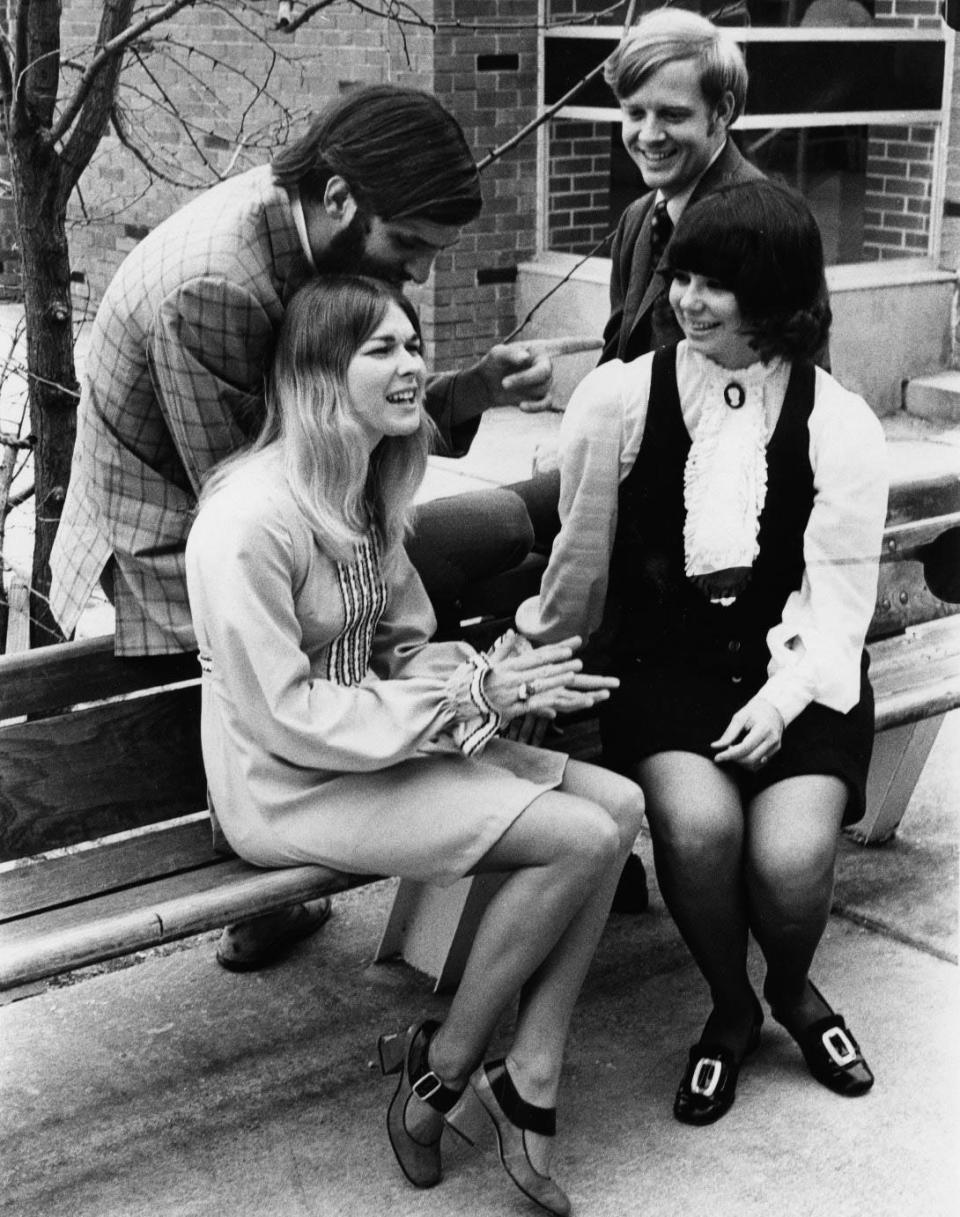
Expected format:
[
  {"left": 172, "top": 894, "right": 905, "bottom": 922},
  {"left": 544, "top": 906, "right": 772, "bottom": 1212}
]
[{"left": 517, "top": 180, "right": 888, "bottom": 1123}]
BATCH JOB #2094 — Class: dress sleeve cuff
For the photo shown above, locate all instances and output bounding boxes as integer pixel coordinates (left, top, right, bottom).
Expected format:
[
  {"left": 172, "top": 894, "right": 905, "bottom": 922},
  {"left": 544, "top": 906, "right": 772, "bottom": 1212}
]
[
  {"left": 755, "top": 670, "right": 813, "bottom": 729},
  {"left": 441, "top": 651, "right": 504, "bottom": 756}
]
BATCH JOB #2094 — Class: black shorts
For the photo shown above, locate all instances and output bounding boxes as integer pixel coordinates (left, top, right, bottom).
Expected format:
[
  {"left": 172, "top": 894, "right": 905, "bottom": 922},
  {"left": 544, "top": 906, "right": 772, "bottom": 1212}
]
[{"left": 599, "top": 651, "right": 874, "bottom": 826}]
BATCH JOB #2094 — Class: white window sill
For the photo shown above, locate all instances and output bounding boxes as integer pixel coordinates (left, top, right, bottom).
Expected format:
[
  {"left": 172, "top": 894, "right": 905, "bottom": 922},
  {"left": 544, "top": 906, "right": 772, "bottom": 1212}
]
[{"left": 519, "top": 252, "right": 956, "bottom": 294}]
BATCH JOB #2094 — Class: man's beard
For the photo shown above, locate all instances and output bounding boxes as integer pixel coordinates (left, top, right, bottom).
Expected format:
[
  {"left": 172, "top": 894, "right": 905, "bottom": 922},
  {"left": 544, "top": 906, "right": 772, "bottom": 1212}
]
[{"left": 313, "top": 212, "right": 405, "bottom": 286}]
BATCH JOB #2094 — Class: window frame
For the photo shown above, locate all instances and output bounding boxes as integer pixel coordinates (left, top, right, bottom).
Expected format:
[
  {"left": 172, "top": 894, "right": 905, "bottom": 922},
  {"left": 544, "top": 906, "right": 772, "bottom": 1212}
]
[{"left": 538, "top": 19, "right": 955, "bottom": 273}]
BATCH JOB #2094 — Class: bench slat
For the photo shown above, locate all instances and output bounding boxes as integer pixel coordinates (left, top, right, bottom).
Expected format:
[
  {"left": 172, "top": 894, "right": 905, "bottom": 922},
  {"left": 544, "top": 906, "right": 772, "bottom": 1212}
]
[
  {"left": 870, "top": 617, "right": 960, "bottom": 685},
  {"left": 0, "top": 686, "right": 206, "bottom": 863},
  {"left": 869, "top": 618, "right": 960, "bottom": 730},
  {"left": 0, "top": 634, "right": 199, "bottom": 721},
  {"left": 0, "top": 817, "right": 216, "bottom": 922},
  {"left": 0, "top": 858, "right": 374, "bottom": 990}
]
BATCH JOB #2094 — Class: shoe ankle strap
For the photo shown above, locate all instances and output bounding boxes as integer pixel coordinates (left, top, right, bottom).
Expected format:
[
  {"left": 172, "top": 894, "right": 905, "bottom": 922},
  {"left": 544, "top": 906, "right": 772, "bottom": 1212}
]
[
  {"left": 409, "top": 1021, "right": 463, "bottom": 1114},
  {"left": 486, "top": 1059, "right": 557, "bottom": 1137},
  {"left": 411, "top": 1068, "right": 462, "bottom": 1113}
]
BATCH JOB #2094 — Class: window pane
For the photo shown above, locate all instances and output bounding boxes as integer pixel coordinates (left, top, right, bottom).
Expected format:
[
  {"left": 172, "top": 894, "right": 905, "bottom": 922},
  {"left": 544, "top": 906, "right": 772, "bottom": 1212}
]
[
  {"left": 544, "top": 36, "right": 944, "bottom": 113},
  {"left": 738, "top": 125, "right": 934, "bottom": 262},
  {"left": 545, "top": 0, "right": 922, "bottom": 29},
  {"left": 546, "top": 119, "right": 934, "bottom": 264},
  {"left": 744, "top": 43, "right": 943, "bottom": 113}
]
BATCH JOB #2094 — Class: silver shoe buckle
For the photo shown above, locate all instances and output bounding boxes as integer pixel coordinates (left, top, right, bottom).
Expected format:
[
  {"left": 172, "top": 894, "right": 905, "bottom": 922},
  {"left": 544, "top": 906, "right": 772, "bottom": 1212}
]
[
  {"left": 412, "top": 1070, "right": 443, "bottom": 1102},
  {"left": 690, "top": 1057, "right": 723, "bottom": 1098},
  {"left": 822, "top": 1026, "right": 858, "bottom": 1068}
]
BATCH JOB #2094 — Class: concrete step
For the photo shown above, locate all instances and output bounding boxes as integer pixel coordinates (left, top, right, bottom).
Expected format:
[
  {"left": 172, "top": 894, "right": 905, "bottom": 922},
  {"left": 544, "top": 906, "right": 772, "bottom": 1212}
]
[{"left": 905, "top": 368, "right": 960, "bottom": 424}]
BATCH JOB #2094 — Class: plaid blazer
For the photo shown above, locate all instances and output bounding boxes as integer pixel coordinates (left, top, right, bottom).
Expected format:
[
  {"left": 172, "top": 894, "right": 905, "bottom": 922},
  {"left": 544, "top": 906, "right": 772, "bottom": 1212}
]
[{"left": 50, "top": 166, "right": 474, "bottom": 656}]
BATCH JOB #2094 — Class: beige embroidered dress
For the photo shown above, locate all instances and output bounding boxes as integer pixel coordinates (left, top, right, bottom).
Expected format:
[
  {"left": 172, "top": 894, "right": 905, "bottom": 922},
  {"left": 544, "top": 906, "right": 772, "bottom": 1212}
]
[{"left": 185, "top": 453, "right": 566, "bottom": 884}]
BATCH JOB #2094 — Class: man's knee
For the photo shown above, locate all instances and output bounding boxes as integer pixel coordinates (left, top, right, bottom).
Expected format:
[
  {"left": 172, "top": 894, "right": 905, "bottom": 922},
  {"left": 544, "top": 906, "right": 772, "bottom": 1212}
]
[{"left": 506, "top": 470, "right": 560, "bottom": 554}]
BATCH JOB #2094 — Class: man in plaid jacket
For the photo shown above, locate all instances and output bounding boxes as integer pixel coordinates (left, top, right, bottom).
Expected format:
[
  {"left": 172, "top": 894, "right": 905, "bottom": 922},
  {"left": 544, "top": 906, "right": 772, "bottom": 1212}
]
[
  {"left": 51, "top": 84, "right": 551, "bottom": 657},
  {"left": 49, "top": 84, "right": 553, "bottom": 969}
]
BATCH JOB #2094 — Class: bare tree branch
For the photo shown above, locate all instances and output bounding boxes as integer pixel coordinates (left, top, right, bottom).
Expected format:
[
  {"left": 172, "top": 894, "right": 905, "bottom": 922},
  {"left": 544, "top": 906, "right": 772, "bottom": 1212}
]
[
  {"left": 12, "top": 0, "right": 29, "bottom": 127},
  {"left": 0, "top": 29, "right": 16, "bottom": 117},
  {"left": 60, "top": 0, "right": 138, "bottom": 196},
  {"left": 126, "top": 42, "right": 222, "bottom": 178},
  {"left": 109, "top": 101, "right": 191, "bottom": 186},
  {"left": 284, "top": 0, "right": 629, "bottom": 35},
  {"left": 278, "top": 0, "right": 341, "bottom": 35},
  {"left": 4, "top": 482, "right": 34, "bottom": 514},
  {"left": 478, "top": 0, "right": 640, "bottom": 171},
  {"left": 51, "top": 0, "right": 200, "bottom": 144}
]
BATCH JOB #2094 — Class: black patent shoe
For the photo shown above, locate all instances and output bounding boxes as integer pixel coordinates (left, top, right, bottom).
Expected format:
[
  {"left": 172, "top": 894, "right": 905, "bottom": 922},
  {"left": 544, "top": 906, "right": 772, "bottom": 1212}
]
[
  {"left": 378, "top": 1019, "right": 463, "bottom": 1188},
  {"left": 674, "top": 1003, "right": 763, "bottom": 1126},
  {"left": 771, "top": 985, "right": 874, "bottom": 1097},
  {"left": 610, "top": 852, "right": 650, "bottom": 915}
]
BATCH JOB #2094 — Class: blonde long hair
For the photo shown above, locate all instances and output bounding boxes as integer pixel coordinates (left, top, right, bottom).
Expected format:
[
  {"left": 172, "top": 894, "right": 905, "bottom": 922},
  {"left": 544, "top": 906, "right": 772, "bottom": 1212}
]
[{"left": 203, "top": 275, "right": 435, "bottom": 561}]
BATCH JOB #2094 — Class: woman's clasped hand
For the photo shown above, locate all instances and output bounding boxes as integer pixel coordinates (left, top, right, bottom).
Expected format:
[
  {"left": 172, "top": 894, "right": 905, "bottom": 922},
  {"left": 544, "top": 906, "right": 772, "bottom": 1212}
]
[{"left": 480, "top": 630, "right": 618, "bottom": 721}]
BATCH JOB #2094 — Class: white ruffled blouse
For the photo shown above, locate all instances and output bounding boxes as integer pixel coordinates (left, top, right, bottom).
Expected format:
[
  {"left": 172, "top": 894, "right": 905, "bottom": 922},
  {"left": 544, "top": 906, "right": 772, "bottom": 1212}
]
[{"left": 516, "top": 342, "right": 889, "bottom": 727}]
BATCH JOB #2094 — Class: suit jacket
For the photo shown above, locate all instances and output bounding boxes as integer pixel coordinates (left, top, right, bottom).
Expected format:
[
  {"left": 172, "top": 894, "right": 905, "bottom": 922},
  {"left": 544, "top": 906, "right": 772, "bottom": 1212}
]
[
  {"left": 599, "top": 140, "right": 765, "bottom": 365},
  {"left": 50, "top": 166, "right": 476, "bottom": 656}
]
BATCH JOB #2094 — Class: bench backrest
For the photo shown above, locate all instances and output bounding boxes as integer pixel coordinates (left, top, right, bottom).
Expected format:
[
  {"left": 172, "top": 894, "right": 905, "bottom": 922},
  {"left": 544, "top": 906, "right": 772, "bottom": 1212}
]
[{"left": 0, "top": 637, "right": 206, "bottom": 865}]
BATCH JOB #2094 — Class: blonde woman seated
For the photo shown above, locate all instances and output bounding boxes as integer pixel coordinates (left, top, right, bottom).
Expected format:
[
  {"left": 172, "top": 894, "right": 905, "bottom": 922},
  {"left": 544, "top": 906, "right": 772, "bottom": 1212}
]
[{"left": 185, "top": 275, "right": 644, "bottom": 1216}]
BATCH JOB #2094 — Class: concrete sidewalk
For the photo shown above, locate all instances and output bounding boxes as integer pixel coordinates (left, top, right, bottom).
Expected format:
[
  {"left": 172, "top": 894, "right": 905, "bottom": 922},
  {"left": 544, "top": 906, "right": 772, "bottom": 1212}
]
[{"left": 1, "top": 708, "right": 956, "bottom": 1217}]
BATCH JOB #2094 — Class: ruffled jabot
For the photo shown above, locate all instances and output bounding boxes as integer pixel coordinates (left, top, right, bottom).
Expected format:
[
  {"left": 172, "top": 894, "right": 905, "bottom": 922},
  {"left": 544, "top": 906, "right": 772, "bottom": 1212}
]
[{"left": 682, "top": 348, "right": 787, "bottom": 605}]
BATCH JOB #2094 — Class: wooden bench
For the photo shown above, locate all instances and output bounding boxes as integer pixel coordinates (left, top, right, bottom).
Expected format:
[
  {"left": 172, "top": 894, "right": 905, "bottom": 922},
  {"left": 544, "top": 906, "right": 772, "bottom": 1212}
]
[
  {"left": 0, "top": 637, "right": 379, "bottom": 998},
  {"left": 2, "top": 477, "right": 959, "bottom": 998}
]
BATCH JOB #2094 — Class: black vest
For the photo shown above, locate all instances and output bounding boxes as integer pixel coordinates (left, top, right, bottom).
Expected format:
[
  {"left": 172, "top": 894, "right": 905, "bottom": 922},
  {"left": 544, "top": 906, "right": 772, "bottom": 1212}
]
[{"left": 607, "top": 345, "right": 816, "bottom": 680}]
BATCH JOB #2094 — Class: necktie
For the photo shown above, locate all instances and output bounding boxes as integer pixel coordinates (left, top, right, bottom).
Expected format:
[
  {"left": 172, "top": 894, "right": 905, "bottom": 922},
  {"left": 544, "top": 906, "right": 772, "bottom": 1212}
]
[{"left": 649, "top": 200, "right": 674, "bottom": 269}]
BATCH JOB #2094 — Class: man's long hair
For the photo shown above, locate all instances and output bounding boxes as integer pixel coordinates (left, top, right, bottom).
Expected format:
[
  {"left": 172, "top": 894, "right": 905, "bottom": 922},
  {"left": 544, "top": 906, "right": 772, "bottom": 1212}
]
[
  {"left": 203, "top": 276, "right": 434, "bottom": 562},
  {"left": 272, "top": 85, "right": 482, "bottom": 226}
]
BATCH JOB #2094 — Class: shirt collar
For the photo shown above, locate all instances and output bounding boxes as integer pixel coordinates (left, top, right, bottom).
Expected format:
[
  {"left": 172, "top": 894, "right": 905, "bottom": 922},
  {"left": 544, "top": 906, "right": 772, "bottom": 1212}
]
[
  {"left": 289, "top": 187, "right": 318, "bottom": 272},
  {"left": 657, "top": 140, "right": 727, "bottom": 224}
]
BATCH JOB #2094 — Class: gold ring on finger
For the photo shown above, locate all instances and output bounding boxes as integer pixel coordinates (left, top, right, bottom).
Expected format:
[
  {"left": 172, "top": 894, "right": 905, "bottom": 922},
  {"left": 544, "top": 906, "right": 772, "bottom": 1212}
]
[{"left": 516, "top": 682, "right": 530, "bottom": 702}]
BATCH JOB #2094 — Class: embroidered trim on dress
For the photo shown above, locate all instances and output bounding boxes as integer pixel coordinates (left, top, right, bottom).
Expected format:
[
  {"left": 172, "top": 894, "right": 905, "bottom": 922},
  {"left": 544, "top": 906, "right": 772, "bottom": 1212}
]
[{"left": 326, "top": 536, "right": 388, "bottom": 686}]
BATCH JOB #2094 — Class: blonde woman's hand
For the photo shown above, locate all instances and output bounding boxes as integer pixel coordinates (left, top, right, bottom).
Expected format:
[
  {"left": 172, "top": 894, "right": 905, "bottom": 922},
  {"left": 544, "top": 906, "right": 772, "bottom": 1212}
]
[
  {"left": 502, "top": 711, "right": 549, "bottom": 746},
  {"left": 711, "top": 696, "right": 784, "bottom": 771},
  {"left": 483, "top": 632, "right": 618, "bottom": 724}
]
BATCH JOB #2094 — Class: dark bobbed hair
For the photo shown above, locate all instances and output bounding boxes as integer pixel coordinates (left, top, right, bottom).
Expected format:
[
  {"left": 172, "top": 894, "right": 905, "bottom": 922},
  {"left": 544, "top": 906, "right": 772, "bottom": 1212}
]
[
  {"left": 604, "top": 9, "right": 748, "bottom": 123},
  {"left": 665, "top": 180, "right": 832, "bottom": 362},
  {"left": 272, "top": 85, "right": 482, "bottom": 226}
]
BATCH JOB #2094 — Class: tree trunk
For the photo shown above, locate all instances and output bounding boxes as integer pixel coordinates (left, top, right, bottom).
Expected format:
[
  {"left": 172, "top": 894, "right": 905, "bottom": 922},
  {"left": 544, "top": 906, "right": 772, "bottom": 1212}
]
[{"left": 9, "top": 131, "right": 78, "bottom": 648}]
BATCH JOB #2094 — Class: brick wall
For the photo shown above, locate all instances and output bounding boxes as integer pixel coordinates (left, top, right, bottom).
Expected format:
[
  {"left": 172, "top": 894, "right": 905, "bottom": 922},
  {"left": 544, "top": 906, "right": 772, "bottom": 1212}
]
[
  {"left": 64, "top": 0, "right": 418, "bottom": 306},
  {"left": 547, "top": 120, "right": 614, "bottom": 255},
  {"left": 864, "top": 125, "right": 936, "bottom": 260},
  {"left": 1, "top": 0, "right": 953, "bottom": 327},
  {"left": 428, "top": 0, "right": 540, "bottom": 357},
  {"left": 862, "top": 0, "right": 941, "bottom": 260},
  {"left": 940, "top": 37, "right": 960, "bottom": 273},
  {"left": 52, "top": 0, "right": 547, "bottom": 372}
]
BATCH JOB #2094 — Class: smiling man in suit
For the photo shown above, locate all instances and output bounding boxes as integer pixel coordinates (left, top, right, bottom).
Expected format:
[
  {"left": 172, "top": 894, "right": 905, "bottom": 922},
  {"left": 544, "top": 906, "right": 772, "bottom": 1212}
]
[{"left": 599, "top": 8, "right": 758, "bottom": 366}]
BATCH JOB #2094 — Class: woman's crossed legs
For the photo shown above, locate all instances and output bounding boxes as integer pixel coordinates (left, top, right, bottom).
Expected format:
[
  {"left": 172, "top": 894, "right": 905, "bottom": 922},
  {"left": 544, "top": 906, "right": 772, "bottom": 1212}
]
[{"left": 402, "top": 760, "right": 644, "bottom": 1184}]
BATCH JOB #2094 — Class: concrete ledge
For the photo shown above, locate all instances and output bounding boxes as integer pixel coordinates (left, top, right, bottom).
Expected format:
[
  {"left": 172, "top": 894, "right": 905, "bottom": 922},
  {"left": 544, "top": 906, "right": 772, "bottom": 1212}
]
[
  {"left": 516, "top": 254, "right": 954, "bottom": 416},
  {"left": 906, "top": 369, "right": 960, "bottom": 424}
]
